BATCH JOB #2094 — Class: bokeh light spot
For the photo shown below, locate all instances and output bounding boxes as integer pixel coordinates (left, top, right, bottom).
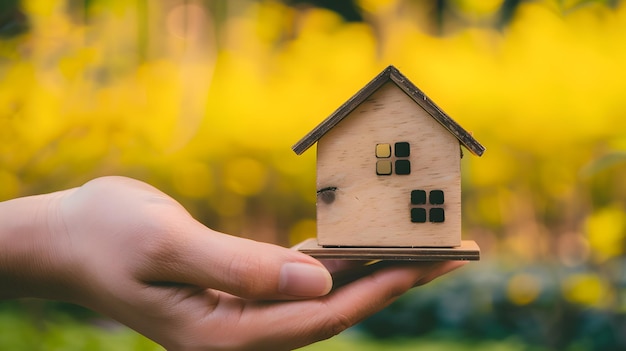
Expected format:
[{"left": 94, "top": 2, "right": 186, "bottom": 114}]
[
  {"left": 585, "top": 206, "right": 626, "bottom": 262},
  {"left": 562, "top": 273, "right": 608, "bottom": 307},
  {"left": 507, "top": 273, "right": 541, "bottom": 305}
]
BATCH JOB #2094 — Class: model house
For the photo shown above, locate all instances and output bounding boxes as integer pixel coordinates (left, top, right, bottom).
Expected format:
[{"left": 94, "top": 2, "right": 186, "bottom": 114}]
[{"left": 293, "top": 65, "right": 484, "bottom": 248}]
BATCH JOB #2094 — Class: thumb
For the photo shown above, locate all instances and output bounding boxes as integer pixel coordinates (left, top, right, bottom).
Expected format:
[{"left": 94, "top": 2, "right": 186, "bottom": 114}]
[{"left": 140, "top": 224, "right": 333, "bottom": 300}]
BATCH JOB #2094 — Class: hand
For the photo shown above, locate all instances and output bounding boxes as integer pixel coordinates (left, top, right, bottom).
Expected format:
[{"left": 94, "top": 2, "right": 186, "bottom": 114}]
[{"left": 1, "top": 176, "right": 465, "bottom": 350}]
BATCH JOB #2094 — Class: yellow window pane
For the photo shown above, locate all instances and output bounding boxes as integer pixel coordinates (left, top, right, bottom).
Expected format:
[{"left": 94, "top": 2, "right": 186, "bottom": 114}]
[
  {"left": 376, "top": 160, "right": 392, "bottom": 175},
  {"left": 376, "top": 143, "right": 391, "bottom": 158}
]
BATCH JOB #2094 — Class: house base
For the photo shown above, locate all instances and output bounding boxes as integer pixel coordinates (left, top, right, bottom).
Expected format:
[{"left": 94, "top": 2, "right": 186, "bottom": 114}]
[{"left": 294, "top": 238, "right": 480, "bottom": 261}]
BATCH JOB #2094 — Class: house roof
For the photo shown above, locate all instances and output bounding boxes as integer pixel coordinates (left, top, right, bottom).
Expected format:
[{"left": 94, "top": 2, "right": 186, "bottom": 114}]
[{"left": 292, "top": 65, "right": 485, "bottom": 157}]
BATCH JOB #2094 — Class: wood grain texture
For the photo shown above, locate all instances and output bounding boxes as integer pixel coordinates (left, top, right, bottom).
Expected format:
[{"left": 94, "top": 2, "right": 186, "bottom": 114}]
[
  {"left": 292, "top": 65, "right": 485, "bottom": 157},
  {"left": 294, "top": 238, "right": 480, "bottom": 261},
  {"left": 315, "top": 83, "right": 462, "bottom": 247}
]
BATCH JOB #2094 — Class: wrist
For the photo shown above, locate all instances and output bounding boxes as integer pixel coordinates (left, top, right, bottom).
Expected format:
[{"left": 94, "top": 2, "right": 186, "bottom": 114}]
[{"left": 0, "top": 190, "right": 79, "bottom": 301}]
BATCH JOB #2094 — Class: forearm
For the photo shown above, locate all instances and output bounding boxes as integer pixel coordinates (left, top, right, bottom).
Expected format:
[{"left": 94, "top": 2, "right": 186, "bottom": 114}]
[{"left": 0, "top": 191, "right": 74, "bottom": 300}]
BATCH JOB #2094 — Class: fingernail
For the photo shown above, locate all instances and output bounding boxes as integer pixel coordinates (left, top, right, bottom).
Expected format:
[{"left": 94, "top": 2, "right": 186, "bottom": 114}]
[{"left": 279, "top": 263, "right": 332, "bottom": 297}]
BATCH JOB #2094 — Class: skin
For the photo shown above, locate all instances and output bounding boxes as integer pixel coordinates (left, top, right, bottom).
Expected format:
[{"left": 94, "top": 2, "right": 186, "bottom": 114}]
[{"left": 0, "top": 176, "right": 465, "bottom": 350}]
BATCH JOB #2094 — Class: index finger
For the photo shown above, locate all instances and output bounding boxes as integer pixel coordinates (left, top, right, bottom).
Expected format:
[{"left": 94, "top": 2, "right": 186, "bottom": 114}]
[{"left": 233, "top": 260, "right": 466, "bottom": 350}]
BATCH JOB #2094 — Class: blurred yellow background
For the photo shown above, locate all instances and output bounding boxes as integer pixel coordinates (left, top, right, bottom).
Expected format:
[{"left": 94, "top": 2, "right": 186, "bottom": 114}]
[{"left": 1, "top": 0, "right": 626, "bottom": 348}]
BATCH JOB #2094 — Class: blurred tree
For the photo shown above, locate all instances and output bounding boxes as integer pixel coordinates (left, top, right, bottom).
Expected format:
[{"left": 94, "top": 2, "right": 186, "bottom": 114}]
[
  {"left": 0, "top": 0, "right": 28, "bottom": 38},
  {"left": 286, "top": 0, "right": 363, "bottom": 22}
]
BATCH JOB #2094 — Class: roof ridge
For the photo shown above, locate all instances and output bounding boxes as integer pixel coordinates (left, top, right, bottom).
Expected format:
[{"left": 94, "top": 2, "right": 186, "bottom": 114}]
[{"left": 292, "top": 65, "right": 485, "bottom": 156}]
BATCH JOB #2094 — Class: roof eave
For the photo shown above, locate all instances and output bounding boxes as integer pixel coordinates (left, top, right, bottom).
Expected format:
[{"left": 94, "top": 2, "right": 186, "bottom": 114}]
[
  {"left": 387, "top": 69, "right": 485, "bottom": 157},
  {"left": 292, "top": 66, "right": 395, "bottom": 155},
  {"left": 292, "top": 65, "right": 485, "bottom": 157}
]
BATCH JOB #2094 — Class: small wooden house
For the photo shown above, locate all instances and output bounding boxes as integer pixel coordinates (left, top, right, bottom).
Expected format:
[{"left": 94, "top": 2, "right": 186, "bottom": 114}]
[{"left": 293, "top": 66, "right": 484, "bottom": 248}]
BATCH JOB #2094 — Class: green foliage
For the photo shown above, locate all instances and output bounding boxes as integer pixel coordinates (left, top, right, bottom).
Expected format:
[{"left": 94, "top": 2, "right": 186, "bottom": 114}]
[
  {"left": 0, "top": 311, "right": 162, "bottom": 351},
  {"left": 357, "top": 261, "right": 626, "bottom": 350},
  {"left": 0, "top": 309, "right": 544, "bottom": 351},
  {"left": 300, "top": 334, "right": 550, "bottom": 351}
]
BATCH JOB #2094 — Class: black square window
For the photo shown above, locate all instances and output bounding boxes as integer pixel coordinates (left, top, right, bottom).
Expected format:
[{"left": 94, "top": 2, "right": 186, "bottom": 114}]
[
  {"left": 394, "top": 142, "right": 410, "bottom": 157},
  {"left": 429, "top": 208, "right": 445, "bottom": 223},
  {"left": 429, "top": 190, "right": 444, "bottom": 205},
  {"left": 395, "top": 160, "right": 411, "bottom": 175},
  {"left": 411, "top": 208, "right": 427, "bottom": 223},
  {"left": 411, "top": 190, "right": 426, "bottom": 205}
]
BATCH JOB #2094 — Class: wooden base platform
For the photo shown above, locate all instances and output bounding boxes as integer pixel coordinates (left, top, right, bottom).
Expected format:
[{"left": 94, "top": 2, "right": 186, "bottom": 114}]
[{"left": 294, "top": 238, "right": 480, "bottom": 261}]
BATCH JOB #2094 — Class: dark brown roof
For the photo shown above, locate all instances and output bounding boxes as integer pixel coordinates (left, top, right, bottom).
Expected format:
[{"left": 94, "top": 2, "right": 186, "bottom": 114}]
[{"left": 292, "top": 65, "right": 485, "bottom": 156}]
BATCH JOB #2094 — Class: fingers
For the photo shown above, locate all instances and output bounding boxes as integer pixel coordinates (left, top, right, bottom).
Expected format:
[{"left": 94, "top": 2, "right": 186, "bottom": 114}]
[
  {"left": 320, "top": 259, "right": 467, "bottom": 289},
  {"left": 137, "top": 223, "right": 333, "bottom": 300},
  {"left": 320, "top": 259, "right": 383, "bottom": 288},
  {"left": 307, "top": 261, "right": 466, "bottom": 344},
  {"left": 411, "top": 260, "right": 467, "bottom": 287},
  {"left": 322, "top": 260, "right": 466, "bottom": 311},
  {"left": 74, "top": 177, "right": 333, "bottom": 301},
  {"left": 229, "top": 260, "right": 467, "bottom": 350}
]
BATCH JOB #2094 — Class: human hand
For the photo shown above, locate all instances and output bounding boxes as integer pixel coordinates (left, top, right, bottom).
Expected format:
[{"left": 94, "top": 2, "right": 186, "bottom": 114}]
[{"left": 1, "top": 176, "right": 465, "bottom": 350}]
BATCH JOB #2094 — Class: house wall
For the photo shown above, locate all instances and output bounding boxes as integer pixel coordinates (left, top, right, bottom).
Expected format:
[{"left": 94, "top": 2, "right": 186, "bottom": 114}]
[{"left": 316, "top": 82, "right": 462, "bottom": 247}]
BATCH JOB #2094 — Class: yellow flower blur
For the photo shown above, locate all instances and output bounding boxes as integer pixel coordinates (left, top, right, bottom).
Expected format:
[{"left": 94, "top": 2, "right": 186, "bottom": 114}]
[{"left": 1, "top": 0, "right": 625, "bottom": 257}]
